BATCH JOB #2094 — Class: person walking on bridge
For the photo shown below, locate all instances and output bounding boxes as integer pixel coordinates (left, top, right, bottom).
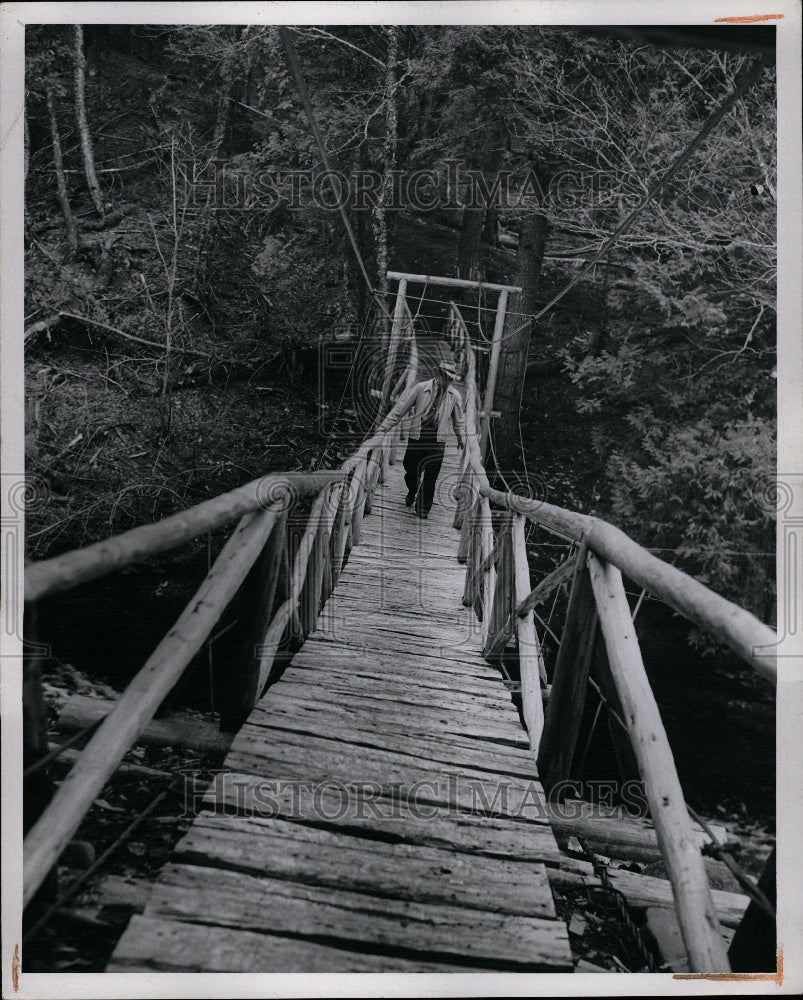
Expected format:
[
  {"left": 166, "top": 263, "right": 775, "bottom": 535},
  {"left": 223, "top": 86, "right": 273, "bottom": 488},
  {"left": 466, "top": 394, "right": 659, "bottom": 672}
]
[{"left": 376, "top": 361, "right": 466, "bottom": 519}]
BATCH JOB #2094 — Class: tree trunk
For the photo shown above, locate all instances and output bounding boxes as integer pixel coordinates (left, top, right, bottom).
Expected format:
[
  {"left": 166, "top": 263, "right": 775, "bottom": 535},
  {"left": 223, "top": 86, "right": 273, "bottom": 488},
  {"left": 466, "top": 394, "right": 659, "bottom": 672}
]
[
  {"left": 46, "top": 88, "right": 78, "bottom": 254},
  {"left": 483, "top": 205, "right": 499, "bottom": 247},
  {"left": 372, "top": 25, "right": 398, "bottom": 347},
  {"left": 73, "top": 25, "right": 105, "bottom": 217},
  {"left": 457, "top": 207, "right": 486, "bottom": 281},
  {"left": 456, "top": 121, "right": 505, "bottom": 287},
  {"left": 212, "top": 34, "right": 239, "bottom": 157},
  {"left": 24, "top": 99, "right": 30, "bottom": 184},
  {"left": 493, "top": 207, "right": 550, "bottom": 476}
]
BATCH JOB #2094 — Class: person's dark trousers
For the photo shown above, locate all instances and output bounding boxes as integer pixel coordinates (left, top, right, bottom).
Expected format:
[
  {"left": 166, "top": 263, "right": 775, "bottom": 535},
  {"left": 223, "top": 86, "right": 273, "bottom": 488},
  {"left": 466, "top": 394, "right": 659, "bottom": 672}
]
[{"left": 403, "top": 432, "right": 445, "bottom": 516}]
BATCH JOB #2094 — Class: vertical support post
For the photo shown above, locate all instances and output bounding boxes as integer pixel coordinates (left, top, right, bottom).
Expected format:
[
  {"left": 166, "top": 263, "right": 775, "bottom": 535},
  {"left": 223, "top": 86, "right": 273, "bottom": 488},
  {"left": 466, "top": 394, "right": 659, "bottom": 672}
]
[
  {"left": 380, "top": 277, "right": 408, "bottom": 414},
  {"left": 300, "top": 517, "right": 328, "bottom": 640},
  {"left": 217, "top": 507, "right": 289, "bottom": 725},
  {"left": 512, "top": 514, "right": 546, "bottom": 752},
  {"left": 480, "top": 288, "right": 508, "bottom": 461},
  {"left": 453, "top": 467, "right": 470, "bottom": 531},
  {"left": 538, "top": 539, "right": 597, "bottom": 794},
  {"left": 479, "top": 498, "right": 495, "bottom": 641},
  {"left": 483, "top": 513, "right": 513, "bottom": 659},
  {"left": 328, "top": 480, "right": 350, "bottom": 591},
  {"left": 587, "top": 551, "right": 730, "bottom": 973},
  {"left": 461, "top": 498, "right": 481, "bottom": 608},
  {"left": 350, "top": 457, "right": 368, "bottom": 546}
]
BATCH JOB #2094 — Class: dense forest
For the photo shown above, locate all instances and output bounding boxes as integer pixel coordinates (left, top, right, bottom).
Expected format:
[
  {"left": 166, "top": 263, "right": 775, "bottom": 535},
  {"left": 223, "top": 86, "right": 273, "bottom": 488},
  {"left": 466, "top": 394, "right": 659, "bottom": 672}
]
[
  {"left": 24, "top": 23, "right": 776, "bottom": 629},
  {"left": 20, "top": 21, "right": 778, "bottom": 974}
]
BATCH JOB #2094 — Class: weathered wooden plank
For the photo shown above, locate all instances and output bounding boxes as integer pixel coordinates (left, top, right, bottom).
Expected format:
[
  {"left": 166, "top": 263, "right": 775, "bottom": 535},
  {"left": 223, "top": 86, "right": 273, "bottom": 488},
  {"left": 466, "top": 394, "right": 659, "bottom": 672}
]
[
  {"left": 484, "top": 515, "right": 514, "bottom": 659},
  {"left": 221, "top": 506, "right": 289, "bottom": 721},
  {"left": 224, "top": 739, "right": 546, "bottom": 819},
  {"left": 142, "top": 863, "right": 570, "bottom": 968},
  {"left": 331, "top": 579, "right": 464, "bottom": 596},
  {"left": 304, "top": 631, "right": 498, "bottom": 671},
  {"left": 108, "top": 915, "right": 465, "bottom": 972},
  {"left": 257, "top": 688, "right": 528, "bottom": 745},
  {"left": 272, "top": 667, "right": 519, "bottom": 716},
  {"left": 274, "top": 662, "right": 513, "bottom": 702},
  {"left": 313, "top": 610, "right": 479, "bottom": 645},
  {"left": 267, "top": 680, "right": 520, "bottom": 732},
  {"left": 324, "top": 596, "right": 469, "bottom": 624},
  {"left": 202, "top": 772, "right": 559, "bottom": 858},
  {"left": 242, "top": 714, "right": 537, "bottom": 781},
  {"left": 284, "top": 655, "right": 520, "bottom": 701},
  {"left": 175, "top": 814, "right": 556, "bottom": 916},
  {"left": 293, "top": 637, "right": 502, "bottom": 690},
  {"left": 345, "top": 550, "right": 463, "bottom": 568},
  {"left": 349, "top": 538, "right": 463, "bottom": 560},
  {"left": 249, "top": 698, "right": 537, "bottom": 766}
]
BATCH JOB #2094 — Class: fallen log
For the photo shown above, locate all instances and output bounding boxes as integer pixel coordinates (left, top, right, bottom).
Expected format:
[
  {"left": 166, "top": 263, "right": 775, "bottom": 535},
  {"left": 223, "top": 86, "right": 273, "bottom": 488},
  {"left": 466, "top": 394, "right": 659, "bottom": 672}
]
[
  {"left": 47, "top": 742, "right": 172, "bottom": 780},
  {"left": 545, "top": 800, "right": 728, "bottom": 864},
  {"left": 545, "top": 864, "right": 748, "bottom": 929},
  {"left": 57, "top": 695, "right": 232, "bottom": 753}
]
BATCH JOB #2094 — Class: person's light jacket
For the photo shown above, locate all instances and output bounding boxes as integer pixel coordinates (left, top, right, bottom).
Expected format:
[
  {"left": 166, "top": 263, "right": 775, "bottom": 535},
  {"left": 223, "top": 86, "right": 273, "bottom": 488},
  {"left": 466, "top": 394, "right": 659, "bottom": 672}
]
[{"left": 380, "top": 378, "right": 467, "bottom": 445}]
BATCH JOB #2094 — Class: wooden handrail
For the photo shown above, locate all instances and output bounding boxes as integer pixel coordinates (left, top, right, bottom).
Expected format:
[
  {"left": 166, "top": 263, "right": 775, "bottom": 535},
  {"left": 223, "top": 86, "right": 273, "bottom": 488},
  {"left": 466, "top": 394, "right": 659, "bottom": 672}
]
[
  {"left": 25, "top": 471, "right": 341, "bottom": 602},
  {"left": 24, "top": 320, "right": 421, "bottom": 914},
  {"left": 388, "top": 269, "right": 522, "bottom": 293},
  {"left": 478, "top": 482, "right": 777, "bottom": 685},
  {"left": 23, "top": 505, "right": 280, "bottom": 908},
  {"left": 588, "top": 552, "right": 731, "bottom": 971},
  {"left": 447, "top": 302, "right": 764, "bottom": 971},
  {"left": 451, "top": 311, "right": 776, "bottom": 684}
]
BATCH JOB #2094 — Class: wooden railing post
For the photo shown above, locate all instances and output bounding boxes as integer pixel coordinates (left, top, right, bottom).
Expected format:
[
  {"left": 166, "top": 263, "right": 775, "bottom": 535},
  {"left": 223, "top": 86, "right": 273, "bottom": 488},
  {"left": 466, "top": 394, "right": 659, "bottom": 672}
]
[
  {"left": 538, "top": 540, "right": 597, "bottom": 795},
  {"left": 480, "top": 288, "right": 508, "bottom": 461},
  {"left": 380, "top": 276, "right": 408, "bottom": 413},
  {"left": 452, "top": 466, "right": 471, "bottom": 531},
  {"left": 350, "top": 457, "right": 368, "bottom": 545},
  {"left": 462, "top": 498, "right": 481, "bottom": 610},
  {"left": 299, "top": 516, "right": 328, "bottom": 640},
  {"left": 331, "top": 473, "right": 353, "bottom": 583},
  {"left": 587, "top": 551, "right": 730, "bottom": 973},
  {"left": 483, "top": 514, "right": 514, "bottom": 660},
  {"left": 479, "top": 497, "right": 495, "bottom": 640},
  {"left": 217, "top": 506, "right": 289, "bottom": 725},
  {"left": 457, "top": 475, "right": 476, "bottom": 563},
  {"left": 512, "top": 513, "right": 546, "bottom": 751}
]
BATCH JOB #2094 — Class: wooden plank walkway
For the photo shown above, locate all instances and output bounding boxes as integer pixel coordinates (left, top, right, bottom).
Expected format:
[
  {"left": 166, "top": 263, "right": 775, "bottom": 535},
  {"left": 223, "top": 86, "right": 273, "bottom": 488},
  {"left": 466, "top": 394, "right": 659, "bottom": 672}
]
[{"left": 109, "top": 443, "right": 573, "bottom": 972}]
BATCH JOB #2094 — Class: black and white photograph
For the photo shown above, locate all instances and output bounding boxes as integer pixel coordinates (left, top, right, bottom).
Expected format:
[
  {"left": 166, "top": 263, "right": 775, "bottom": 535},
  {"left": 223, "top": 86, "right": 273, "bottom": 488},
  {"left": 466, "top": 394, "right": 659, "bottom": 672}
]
[{"left": 1, "top": 1, "right": 801, "bottom": 995}]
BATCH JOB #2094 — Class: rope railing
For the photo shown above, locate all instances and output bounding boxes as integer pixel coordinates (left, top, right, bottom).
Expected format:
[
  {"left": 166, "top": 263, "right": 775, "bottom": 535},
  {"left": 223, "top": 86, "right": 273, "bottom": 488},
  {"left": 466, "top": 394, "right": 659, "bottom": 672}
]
[
  {"left": 443, "top": 298, "right": 776, "bottom": 974},
  {"left": 22, "top": 318, "right": 418, "bottom": 911}
]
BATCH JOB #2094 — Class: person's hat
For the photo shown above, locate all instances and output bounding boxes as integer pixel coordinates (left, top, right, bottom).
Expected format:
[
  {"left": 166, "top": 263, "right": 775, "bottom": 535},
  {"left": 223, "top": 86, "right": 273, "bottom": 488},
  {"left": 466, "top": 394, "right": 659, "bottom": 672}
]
[{"left": 439, "top": 361, "right": 458, "bottom": 379}]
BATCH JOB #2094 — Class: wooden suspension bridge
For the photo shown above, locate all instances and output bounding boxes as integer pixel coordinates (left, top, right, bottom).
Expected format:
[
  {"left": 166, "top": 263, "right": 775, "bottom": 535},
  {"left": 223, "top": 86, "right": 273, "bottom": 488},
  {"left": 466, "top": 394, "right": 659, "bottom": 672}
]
[{"left": 22, "top": 273, "right": 777, "bottom": 975}]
